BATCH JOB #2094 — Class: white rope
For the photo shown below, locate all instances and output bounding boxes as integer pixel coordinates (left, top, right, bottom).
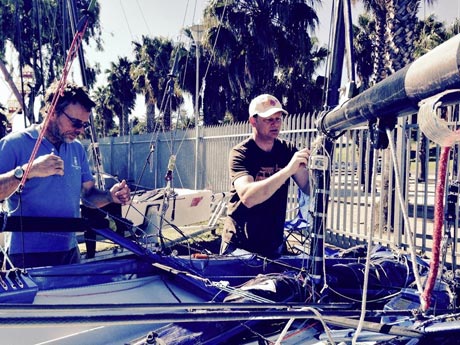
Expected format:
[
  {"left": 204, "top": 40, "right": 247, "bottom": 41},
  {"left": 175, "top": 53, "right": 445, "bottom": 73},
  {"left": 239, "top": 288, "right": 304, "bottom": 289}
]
[
  {"left": 386, "top": 127, "right": 426, "bottom": 297},
  {"left": 352, "top": 140, "right": 379, "bottom": 344},
  {"left": 274, "top": 306, "right": 335, "bottom": 345}
]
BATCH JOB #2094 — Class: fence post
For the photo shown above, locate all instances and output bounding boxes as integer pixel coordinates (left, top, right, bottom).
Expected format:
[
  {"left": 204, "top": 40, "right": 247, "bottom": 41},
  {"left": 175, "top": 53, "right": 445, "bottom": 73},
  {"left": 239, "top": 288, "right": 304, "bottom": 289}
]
[{"left": 393, "top": 117, "right": 409, "bottom": 247}]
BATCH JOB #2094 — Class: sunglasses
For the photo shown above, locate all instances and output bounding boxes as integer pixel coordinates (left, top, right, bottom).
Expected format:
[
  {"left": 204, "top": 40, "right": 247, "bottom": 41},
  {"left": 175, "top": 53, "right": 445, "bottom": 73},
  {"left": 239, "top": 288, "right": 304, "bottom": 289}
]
[{"left": 61, "top": 110, "right": 90, "bottom": 129}]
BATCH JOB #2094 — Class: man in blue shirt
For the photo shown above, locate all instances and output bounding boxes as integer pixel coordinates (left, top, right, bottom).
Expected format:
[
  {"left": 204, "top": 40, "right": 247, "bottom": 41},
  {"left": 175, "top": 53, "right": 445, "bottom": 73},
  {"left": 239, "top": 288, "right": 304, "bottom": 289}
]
[{"left": 0, "top": 81, "right": 131, "bottom": 268}]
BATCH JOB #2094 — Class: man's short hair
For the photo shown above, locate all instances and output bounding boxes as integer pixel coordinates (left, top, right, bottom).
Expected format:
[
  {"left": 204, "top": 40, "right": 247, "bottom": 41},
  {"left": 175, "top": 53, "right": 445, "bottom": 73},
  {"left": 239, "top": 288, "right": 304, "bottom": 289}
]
[{"left": 44, "top": 81, "right": 96, "bottom": 115}]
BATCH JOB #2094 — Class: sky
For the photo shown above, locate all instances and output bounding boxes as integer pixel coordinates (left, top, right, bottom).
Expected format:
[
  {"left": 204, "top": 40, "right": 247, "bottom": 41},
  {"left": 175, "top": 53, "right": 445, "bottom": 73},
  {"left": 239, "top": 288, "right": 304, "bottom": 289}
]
[
  {"left": 1, "top": 0, "right": 459, "bottom": 122},
  {"left": 87, "top": 0, "right": 460, "bottom": 86}
]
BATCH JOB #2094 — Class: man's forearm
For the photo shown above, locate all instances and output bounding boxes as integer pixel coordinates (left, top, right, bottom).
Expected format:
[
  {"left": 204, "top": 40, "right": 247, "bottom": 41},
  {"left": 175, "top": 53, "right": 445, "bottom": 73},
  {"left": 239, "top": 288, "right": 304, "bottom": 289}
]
[
  {"left": 239, "top": 167, "right": 292, "bottom": 208},
  {"left": 0, "top": 171, "right": 23, "bottom": 201},
  {"left": 82, "top": 187, "right": 113, "bottom": 208}
]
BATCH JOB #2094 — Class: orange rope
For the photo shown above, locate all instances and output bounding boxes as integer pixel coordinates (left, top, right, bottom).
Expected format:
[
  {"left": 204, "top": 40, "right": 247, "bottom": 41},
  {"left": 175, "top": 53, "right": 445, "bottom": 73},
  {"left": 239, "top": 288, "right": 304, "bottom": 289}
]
[
  {"left": 17, "top": 18, "right": 90, "bottom": 191},
  {"left": 421, "top": 146, "right": 450, "bottom": 311}
]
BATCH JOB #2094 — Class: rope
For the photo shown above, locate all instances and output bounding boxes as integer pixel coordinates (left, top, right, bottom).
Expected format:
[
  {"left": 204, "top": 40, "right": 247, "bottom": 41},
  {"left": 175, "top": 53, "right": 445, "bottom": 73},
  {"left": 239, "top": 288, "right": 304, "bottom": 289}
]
[
  {"left": 421, "top": 146, "right": 450, "bottom": 311},
  {"left": 274, "top": 306, "right": 336, "bottom": 345},
  {"left": 386, "top": 128, "right": 425, "bottom": 296},
  {"left": 352, "top": 139, "right": 379, "bottom": 345},
  {"left": 17, "top": 1, "right": 96, "bottom": 190}
]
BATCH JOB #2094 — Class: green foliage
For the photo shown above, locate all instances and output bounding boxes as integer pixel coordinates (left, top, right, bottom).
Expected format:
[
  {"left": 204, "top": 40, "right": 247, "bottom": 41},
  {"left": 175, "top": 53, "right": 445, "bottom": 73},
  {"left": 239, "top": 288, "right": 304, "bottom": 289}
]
[
  {"left": 353, "top": 6, "right": 450, "bottom": 91},
  {"left": 130, "top": 117, "right": 146, "bottom": 135},
  {"left": 200, "top": 0, "right": 325, "bottom": 121},
  {"left": 131, "top": 36, "right": 183, "bottom": 132},
  {"left": 353, "top": 13, "right": 375, "bottom": 90},
  {"left": 92, "top": 85, "right": 117, "bottom": 138},
  {"left": 413, "top": 14, "right": 452, "bottom": 58},
  {"left": 106, "top": 57, "right": 136, "bottom": 136},
  {"left": 0, "top": 0, "right": 102, "bottom": 124}
]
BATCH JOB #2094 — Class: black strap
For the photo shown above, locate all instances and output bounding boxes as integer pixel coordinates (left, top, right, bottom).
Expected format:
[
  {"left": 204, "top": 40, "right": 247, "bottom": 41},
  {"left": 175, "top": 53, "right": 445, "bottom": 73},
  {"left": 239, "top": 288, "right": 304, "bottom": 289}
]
[{"left": 0, "top": 214, "right": 89, "bottom": 232}]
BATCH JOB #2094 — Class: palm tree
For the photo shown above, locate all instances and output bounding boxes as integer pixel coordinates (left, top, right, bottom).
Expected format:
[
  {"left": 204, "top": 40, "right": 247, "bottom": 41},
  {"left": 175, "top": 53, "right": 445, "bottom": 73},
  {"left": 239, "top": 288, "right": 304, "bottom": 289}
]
[
  {"left": 448, "top": 18, "right": 460, "bottom": 37},
  {"left": 353, "top": 13, "right": 375, "bottom": 91},
  {"left": 106, "top": 57, "right": 136, "bottom": 136},
  {"left": 131, "top": 36, "right": 182, "bottom": 132},
  {"left": 354, "top": 0, "right": 437, "bottom": 231},
  {"left": 202, "top": 0, "right": 323, "bottom": 121},
  {"left": 175, "top": 27, "right": 229, "bottom": 125},
  {"left": 92, "top": 85, "right": 117, "bottom": 137},
  {"left": 355, "top": 0, "right": 388, "bottom": 83},
  {"left": 277, "top": 36, "right": 328, "bottom": 113},
  {"left": 385, "top": 0, "right": 437, "bottom": 74},
  {"left": 413, "top": 14, "right": 451, "bottom": 58}
]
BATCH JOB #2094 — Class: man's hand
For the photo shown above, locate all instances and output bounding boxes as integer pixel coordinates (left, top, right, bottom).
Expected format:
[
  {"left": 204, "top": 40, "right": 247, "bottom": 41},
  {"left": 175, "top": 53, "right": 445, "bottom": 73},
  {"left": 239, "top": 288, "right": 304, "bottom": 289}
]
[
  {"left": 109, "top": 180, "right": 131, "bottom": 205},
  {"left": 286, "top": 147, "right": 310, "bottom": 176},
  {"left": 29, "top": 153, "right": 65, "bottom": 178}
]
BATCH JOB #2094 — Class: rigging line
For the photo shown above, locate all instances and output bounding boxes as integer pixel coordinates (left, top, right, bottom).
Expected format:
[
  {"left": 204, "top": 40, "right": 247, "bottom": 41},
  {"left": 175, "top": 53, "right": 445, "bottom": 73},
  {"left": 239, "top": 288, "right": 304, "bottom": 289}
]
[
  {"left": 352, "top": 136, "right": 379, "bottom": 345},
  {"left": 119, "top": 0, "right": 135, "bottom": 41},
  {"left": 179, "top": 49, "right": 191, "bottom": 90},
  {"left": 319, "top": 139, "right": 332, "bottom": 289},
  {"left": 191, "top": 0, "right": 200, "bottom": 25},
  {"left": 202, "top": 0, "right": 228, "bottom": 84},
  {"left": 81, "top": 196, "right": 142, "bottom": 235},
  {"left": 172, "top": 0, "right": 195, "bottom": 92},
  {"left": 170, "top": 0, "right": 196, "bottom": 79},
  {"left": 180, "top": 0, "right": 192, "bottom": 44},
  {"left": 134, "top": 0, "right": 152, "bottom": 37},
  {"left": 124, "top": 1, "right": 201, "bottom": 191},
  {"left": 136, "top": 58, "right": 186, "bottom": 189},
  {"left": 90, "top": 227, "right": 289, "bottom": 303},
  {"left": 62, "top": 0, "right": 68, "bottom": 58},
  {"left": 154, "top": 77, "right": 192, "bottom": 188},
  {"left": 38, "top": 0, "right": 55, "bottom": 83},
  {"left": 33, "top": 0, "right": 46, "bottom": 98},
  {"left": 13, "top": 2, "right": 29, "bottom": 126},
  {"left": 321, "top": 0, "right": 337, "bottom": 110}
]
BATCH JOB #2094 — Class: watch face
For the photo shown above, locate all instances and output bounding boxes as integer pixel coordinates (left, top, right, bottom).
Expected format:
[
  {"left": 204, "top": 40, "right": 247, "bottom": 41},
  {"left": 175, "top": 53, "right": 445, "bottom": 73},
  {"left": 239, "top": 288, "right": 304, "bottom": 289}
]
[{"left": 14, "top": 167, "right": 24, "bottom": 179}]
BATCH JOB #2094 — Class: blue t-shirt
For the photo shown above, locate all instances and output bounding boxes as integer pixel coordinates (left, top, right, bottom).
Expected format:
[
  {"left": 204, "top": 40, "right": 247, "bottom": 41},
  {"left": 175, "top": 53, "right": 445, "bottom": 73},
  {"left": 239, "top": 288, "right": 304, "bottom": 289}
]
[{"left": 0, "top": 125, "right": 94, "bottom": 254}]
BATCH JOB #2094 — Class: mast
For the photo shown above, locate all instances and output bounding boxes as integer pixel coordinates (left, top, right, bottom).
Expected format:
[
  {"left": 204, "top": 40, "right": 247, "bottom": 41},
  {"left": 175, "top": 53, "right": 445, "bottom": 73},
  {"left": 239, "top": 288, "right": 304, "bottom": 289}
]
[
  {"left": 67, "top": 0, "right": 105, "bottom": 190},
  {"left": 309, "top": 0, "right": 354, "bottom": 297}
]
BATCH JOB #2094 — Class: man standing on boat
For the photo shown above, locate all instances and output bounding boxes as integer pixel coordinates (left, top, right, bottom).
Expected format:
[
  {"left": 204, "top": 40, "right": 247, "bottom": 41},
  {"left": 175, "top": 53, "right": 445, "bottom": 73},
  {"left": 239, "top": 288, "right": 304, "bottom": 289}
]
[
  {"left": 0, "top": 81, "right": 131, "bottom": 268},
  {"left": 220, "top": 94, "right": 310, "bottom": 257}
]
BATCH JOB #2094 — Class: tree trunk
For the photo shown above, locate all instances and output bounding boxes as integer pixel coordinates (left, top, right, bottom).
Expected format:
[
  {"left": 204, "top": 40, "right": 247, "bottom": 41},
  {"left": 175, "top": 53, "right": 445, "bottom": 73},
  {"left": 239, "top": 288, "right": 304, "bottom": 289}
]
[
  {"left": 122, "top": 104, "right": 130, "bottom": 136},
  {"left": 0, "top": 59, "right": 29, "bottom": 120},
  {"left": 146, "top": 96, "right": 156, "bottom": 133}
]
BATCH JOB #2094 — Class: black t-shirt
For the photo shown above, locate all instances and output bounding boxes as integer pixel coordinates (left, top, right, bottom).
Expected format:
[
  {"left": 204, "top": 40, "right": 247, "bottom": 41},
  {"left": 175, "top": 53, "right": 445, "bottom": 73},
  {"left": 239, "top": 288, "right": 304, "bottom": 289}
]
[{"left": 227, "top": 137, "right": 297, "bottom": 255}]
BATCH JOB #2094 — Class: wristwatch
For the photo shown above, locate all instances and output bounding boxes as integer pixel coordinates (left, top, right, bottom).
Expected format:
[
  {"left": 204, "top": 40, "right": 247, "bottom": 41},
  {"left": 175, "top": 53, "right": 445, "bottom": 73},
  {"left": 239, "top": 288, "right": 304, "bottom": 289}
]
[{"left": 13, "top": 166, "right": 24, "bottom": 180}]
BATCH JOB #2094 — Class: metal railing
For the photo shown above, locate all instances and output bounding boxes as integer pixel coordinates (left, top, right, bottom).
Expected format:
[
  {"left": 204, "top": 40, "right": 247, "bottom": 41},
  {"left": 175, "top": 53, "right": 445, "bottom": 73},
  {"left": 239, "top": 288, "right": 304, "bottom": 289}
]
[{"left": 83, "top": 109, "right": 460, "bottom": 266}]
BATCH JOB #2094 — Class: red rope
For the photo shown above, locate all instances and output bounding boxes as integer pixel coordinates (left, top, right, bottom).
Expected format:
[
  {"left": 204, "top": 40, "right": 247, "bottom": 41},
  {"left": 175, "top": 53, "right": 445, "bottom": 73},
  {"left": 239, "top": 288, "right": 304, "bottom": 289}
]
[
  {"left": 17, "top": 21, "right": 89, "bottom": 191},
  {"left": 421, "top": 146, "right": 450, "bottom": 311}
]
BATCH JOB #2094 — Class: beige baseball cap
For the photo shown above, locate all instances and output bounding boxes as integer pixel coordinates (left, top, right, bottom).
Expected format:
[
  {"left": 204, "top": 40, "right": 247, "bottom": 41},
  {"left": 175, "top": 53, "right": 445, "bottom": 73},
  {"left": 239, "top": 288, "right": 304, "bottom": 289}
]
[{"left": 248, "top": 94, "right": 288, "bottom": 118}]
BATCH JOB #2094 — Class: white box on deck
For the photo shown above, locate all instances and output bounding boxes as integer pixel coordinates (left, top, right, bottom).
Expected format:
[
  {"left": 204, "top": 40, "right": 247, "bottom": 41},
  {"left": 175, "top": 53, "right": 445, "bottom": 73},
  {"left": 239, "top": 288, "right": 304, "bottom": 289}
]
[{"left": 123, "top": 188, "right": 213, "bottom": 228}]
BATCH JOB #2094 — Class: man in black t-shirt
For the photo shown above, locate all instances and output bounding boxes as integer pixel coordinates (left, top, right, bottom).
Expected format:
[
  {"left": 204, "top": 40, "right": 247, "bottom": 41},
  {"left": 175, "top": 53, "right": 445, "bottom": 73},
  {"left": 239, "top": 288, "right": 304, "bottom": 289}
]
[{"left": 220, "top": 94, "right": 310, "bottom": 257}]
